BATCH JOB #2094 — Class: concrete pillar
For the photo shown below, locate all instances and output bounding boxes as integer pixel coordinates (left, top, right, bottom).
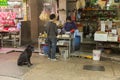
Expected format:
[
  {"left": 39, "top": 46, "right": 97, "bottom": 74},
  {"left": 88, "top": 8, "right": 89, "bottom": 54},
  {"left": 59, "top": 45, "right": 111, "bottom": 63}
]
[
  {"left": 29, "top": 0, "right": 39, "bottom": 43},
  {"left": 59, "top": 0, "right": 66, "bottom": 23}
]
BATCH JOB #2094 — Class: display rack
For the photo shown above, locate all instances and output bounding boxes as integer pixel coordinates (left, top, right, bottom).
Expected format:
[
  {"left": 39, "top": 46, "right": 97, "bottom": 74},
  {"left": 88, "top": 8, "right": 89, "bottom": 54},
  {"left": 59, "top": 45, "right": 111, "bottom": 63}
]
[
  {"left": 0, "top": 9, "right": 20, "bottom": 47},
  {"left": 96, "top": 41, "right": 120, "bottom": 48},
  {"left": 78, "top": 10, "right": 117, "bottom": 21}
]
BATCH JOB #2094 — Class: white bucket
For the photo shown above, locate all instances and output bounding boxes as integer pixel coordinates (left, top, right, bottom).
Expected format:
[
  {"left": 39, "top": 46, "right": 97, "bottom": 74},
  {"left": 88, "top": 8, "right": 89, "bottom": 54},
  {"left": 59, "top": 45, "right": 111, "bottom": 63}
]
[{"left": 93, "top": 50, "right": 101, "bottom": 61}]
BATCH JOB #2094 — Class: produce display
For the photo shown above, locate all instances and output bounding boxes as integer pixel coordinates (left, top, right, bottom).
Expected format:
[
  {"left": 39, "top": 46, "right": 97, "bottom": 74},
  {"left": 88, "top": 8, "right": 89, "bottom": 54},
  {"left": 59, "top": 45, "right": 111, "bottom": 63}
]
[{"left": 0, "top": 11, "right": 18, "bottom": 32}]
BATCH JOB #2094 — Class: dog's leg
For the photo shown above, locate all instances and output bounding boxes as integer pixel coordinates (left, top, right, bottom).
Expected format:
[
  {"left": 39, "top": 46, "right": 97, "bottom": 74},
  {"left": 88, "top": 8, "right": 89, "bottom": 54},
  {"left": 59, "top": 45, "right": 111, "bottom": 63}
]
[
  {"left": 17, "top": 61, "right": 23, "bottom": 66},
  {"left": 17, "top": 54, "right": 24, "bottom": 66},
  {"left": 28, "top": 58, "right": 33, "bottom": 65},
  {"left": 25, "top": 55, "right": 32, "bottom": 67}
]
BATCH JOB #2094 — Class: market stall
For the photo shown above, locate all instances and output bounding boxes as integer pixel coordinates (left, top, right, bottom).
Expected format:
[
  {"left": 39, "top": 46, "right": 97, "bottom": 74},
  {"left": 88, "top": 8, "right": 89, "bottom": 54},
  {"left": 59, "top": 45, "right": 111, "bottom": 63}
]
[
  {"left": 94, "top": 20, "right": 120, "bottom": 53},
  {"left": 0, "top": 0, "right": 25, "bottom": 48}
]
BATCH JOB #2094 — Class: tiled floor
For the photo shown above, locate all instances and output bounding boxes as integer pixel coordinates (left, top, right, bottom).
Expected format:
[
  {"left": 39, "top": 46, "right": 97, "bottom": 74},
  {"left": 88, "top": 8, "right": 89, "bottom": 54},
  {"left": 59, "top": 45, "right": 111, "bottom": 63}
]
[
  {"left": 0, "top": 51, "right": 120, "bottom": 80},
  {"left": 0, "top": 76, "right": 20, "bottom": 80}
]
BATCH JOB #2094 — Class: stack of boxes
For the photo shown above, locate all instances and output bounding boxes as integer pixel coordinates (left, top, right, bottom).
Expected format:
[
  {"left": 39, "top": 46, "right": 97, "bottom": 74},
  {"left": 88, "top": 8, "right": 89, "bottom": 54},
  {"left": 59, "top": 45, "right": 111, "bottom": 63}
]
[{"left": 94, "top": 20, "right": 120, "bottom": 42}]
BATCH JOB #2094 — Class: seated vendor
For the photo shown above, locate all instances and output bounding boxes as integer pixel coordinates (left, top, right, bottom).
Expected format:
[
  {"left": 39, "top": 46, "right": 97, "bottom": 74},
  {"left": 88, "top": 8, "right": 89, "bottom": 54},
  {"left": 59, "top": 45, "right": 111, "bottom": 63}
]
[
  {"left": 62, "top": 16, "right": 79, "bottom": 51},
  {"left": 62, "top": 16, "right": 77, "bottom": 33}
]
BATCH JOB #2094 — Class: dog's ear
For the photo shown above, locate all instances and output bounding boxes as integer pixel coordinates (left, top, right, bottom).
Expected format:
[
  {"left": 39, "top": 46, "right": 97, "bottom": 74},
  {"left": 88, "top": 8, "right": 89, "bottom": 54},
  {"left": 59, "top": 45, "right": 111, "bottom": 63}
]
[
  {"left": 30, "top": 46, "right": 34, "bottom": 52},
  {"left": 25, "top": 45, "right": 31, "bottom": 51},
  {"left": 27, "top": 45, "right": 31, "bottom": 48}
]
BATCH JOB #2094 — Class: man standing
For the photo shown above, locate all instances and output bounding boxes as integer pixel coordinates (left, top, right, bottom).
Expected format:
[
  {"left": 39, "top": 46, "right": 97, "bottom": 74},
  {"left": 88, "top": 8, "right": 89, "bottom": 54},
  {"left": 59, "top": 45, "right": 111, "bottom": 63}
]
[{"left": 45, "top": 14, "right": 58, "bottom": 61}]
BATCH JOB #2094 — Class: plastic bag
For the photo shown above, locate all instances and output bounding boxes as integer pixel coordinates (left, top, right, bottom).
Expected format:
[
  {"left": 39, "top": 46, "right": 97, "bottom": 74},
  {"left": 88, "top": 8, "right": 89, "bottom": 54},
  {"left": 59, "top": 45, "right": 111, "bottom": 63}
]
[{"left": 39, "top": 6, "right": 50, "bottom": 21}]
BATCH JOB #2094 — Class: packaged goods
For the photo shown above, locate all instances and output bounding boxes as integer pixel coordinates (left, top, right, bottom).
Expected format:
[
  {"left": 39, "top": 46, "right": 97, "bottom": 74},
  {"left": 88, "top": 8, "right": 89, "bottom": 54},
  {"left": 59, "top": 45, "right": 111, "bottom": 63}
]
[
  {"left": 76, "top": 0, "right": 85, "bottom": 10},
  {"left": 97, "top": 0, "right": 107, "bottom": 9}
]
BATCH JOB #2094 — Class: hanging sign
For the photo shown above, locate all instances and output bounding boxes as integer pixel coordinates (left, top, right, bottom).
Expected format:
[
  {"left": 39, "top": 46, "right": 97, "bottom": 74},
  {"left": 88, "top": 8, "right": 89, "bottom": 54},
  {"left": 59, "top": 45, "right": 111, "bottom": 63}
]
[{"left": 0, "top": 0, "right": 8, "bottom": 6}]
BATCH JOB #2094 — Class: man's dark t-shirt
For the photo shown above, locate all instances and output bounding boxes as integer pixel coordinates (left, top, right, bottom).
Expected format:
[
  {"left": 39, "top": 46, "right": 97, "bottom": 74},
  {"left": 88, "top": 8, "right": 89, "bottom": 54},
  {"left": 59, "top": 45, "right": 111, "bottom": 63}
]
[{"left": 46, "top": 21, "right": 58, "bottom": 38}]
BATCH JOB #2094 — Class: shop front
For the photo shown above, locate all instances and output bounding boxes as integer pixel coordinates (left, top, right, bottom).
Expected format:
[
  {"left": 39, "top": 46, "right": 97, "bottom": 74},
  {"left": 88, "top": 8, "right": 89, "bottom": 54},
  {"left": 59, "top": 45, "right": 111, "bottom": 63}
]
[
  {"left": 0, "top": 0, "right": 120, "bottom": 57},
  {"left": 37, "top": 0, "right": 120, "bottom": 60}
]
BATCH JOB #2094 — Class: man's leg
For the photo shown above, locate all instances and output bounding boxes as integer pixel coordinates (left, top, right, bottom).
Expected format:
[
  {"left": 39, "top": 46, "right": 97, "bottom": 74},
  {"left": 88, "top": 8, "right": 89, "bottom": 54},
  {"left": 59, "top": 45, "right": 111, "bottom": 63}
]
[
  {"left": 51, "top": 38, "right": 57, "bottom": 59},
  {"left": 47, "top": 39, "right": 51, "bottom": 59}
]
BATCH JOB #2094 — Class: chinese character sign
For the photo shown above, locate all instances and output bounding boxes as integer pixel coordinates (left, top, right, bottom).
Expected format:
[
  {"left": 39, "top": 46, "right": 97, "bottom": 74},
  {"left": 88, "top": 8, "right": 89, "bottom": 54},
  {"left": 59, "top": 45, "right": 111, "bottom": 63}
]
[{"left": 0, "top": 0, "right": 8, "bottom": 6}]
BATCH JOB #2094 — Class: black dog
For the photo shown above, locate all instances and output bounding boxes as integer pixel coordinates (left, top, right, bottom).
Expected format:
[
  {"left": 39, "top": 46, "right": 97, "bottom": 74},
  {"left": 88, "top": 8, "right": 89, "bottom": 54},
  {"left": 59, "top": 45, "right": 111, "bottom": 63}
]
[{"left": 17, "top": 45, "right": 34, "bottom": 67}]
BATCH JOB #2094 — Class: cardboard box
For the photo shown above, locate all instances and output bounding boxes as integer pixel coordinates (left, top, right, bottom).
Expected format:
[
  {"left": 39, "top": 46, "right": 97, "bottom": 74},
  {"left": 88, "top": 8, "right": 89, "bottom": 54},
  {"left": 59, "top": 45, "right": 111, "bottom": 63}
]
[
  {"left": 117, "top": 28, "right": 120, "bottom": 36},
  {"left": 111, "top": 29, "right": 117, "bottom": 35},
  {"left": 77, "top": 26, "right": 83, "bottom": 32},
  {"left": 107, "top": 35, "right": 118, "bottom": 42},
  {"left": 94, "top": 31, "right": 108, "bottom": 41}
]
